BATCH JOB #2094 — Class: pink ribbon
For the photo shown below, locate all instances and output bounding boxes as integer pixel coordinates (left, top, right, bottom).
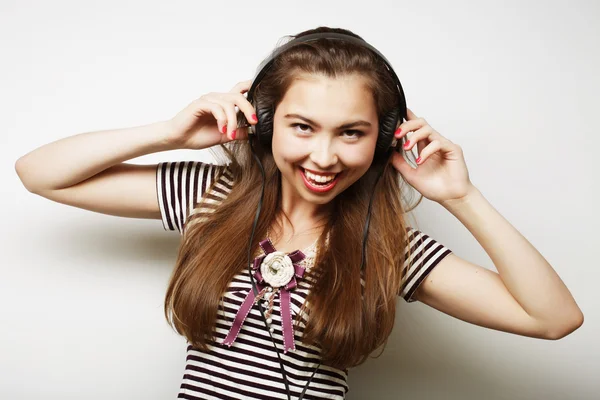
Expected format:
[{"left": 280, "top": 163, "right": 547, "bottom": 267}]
[{"left": 221, "top": 239, "right": 306, "bottom": 353}]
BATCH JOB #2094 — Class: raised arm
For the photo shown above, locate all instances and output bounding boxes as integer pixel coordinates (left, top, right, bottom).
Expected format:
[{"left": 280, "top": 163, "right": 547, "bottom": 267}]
[
  {"left": 15, "top": 121, "right": 175, "bottom": 219},
  {"left": 392, "top": 108, "right": 583, "bottom": 340},
  {"left": 14, "top": 80, "right": 257, "bottom": 220}
]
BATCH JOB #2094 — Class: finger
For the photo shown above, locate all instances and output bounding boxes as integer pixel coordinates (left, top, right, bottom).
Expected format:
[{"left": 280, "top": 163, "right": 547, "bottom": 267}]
[
  {"left": 229, "top": 125, "right": 249, "bottom": 142},
  {"left": 394, "top": 121, "right": 415, "bottom": 140},
  {"left": 401, "top": 126, "right": 434, "bottom": 152},
  {"left": 394, "top": 117, "right": 426, "bottom": 140},
  {"left": 417, "top": 135, "right": 428, "bottom": 155},
  {"left": 193, "top": 99, "right": 228, "bottom": 134},
  {"left": 209, "top": 103, "right": 229, "bottom": 135},
  {"left": 210, "top": 97, "right": 239, "bottom": 139},
  {"left": 391, "top": 151, "right": 417, "bottom": 180},
  {"left": 415, "top": 140, "right": 442, "bottom": 165},
  {"left": 230, "top": 92, "right": 258, "bottom": 126},
  {"left": 417, "top": 132, "right": 450, "bottom": 154},
  {"left": 230, "top": 80, "right": 253, "bottom": 94},
  {"left": 417, "top": 131, "right": 446, "bottom": 155}
]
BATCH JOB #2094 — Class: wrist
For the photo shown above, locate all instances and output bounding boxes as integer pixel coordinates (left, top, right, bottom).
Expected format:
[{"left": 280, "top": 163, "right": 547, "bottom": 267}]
[
  {"left": 151, "top": 120, "right": 181, "bottom": 151},
  {"left": 440, "top": 184, "right": 481, "bottom": 210}
]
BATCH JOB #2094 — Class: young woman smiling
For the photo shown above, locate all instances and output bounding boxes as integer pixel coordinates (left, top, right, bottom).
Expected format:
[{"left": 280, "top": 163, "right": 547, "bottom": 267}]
[{"left": 15, "top": 26, "right": 583, "bottom": 400}]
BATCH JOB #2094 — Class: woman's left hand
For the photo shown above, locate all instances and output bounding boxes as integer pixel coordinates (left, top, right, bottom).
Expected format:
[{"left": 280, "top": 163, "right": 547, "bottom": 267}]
[{"left": 391, "top": 108, "right": 475, "bottom": 204}]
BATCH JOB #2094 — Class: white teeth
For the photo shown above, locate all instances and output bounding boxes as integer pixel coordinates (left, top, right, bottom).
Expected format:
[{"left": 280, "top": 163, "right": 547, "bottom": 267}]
[{"left": 304, "top": 170, "right": 337, "bottom": 184}]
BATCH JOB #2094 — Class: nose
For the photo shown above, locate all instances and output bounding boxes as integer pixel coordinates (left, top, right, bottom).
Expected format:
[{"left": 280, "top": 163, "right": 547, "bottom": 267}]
[{"left": 309, "top": 137, "right": 339, "bottom": 169}]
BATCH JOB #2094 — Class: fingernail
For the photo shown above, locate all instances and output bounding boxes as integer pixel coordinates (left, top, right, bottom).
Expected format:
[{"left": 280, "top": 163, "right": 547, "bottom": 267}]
[
  {"left": 231, "top": 130, "right": 236, "bottom": 140},
  {"left": 394, "top": 128, "right": 402, "bottom": 136},
  {"left": 416, "top": 157, "right": 422, "bottom": 164},
  {"left": 222, "top": 125, "right": 227, "bottom": 134},
  {"left": 403, "top": 140, "right": 411, "bottom": 148},
  {"left": 251, "top": 114, "right": 258, "bottom": 122}
]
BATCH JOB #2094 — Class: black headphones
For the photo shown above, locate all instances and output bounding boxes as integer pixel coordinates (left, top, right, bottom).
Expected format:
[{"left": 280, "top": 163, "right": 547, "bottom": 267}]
[
  {"left": 241, "top": 31, "right": 408, "bottom": 400},
  {"left": 240, "top": 32, "right": 409, "bottom": 159}
]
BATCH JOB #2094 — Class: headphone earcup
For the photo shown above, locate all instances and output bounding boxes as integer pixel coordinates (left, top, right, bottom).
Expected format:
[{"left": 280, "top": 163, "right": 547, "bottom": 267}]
[
  {"left": 254, "top": 105, "right": 274, "bottom": 148},
  {"left": 376, "top": 108, "right": 400, "bottom": 158}
]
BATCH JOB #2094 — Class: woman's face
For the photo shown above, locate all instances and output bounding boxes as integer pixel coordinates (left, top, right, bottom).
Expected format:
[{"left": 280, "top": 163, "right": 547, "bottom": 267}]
[{"left": 271, "top": 73, "right": 379, "bottom": 210}]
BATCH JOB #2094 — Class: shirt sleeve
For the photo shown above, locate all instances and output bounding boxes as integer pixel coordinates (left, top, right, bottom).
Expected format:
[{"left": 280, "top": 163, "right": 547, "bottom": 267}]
[
  {"left": 399, "top": 227, "right": 453, "bottom": 303},
  {"left": 156, "top": 161, "right": 229, "bottom": 234}
]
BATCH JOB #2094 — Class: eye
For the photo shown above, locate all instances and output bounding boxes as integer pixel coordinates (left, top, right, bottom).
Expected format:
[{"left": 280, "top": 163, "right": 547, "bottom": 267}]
[
  {"left": 342, "top": 130, "right": 364, "bottom": 139},
  {"left": 291, "top": 123, "right": 312, "bottom": 134},
  {"left": 290, "top": 123, "right": 364, "bottom": 139}
]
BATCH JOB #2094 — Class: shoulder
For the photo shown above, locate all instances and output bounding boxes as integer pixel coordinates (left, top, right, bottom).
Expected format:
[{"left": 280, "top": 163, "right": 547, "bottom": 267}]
[
  {"left": 156, "top": 161, "right": 233, "bottom": 233},
  {"left": 400, "top": 226, "right": 453, "bottom": 302}
]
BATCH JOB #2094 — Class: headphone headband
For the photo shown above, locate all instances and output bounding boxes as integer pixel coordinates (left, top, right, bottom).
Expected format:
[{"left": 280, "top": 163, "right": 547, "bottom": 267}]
[{"left": 248, "top": 33, "right": 406, "bottom": 113}]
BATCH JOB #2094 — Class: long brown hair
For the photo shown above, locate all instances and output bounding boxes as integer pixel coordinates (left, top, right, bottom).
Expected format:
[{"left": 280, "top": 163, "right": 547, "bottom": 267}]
[{"left": 164, "top": 26, "right": 422, "bottom": 370}]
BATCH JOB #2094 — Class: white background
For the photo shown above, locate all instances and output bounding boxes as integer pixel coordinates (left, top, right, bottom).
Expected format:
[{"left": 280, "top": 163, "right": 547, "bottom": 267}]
[{"left": 2, "top": 0, "right": 598, "bottom": 399}]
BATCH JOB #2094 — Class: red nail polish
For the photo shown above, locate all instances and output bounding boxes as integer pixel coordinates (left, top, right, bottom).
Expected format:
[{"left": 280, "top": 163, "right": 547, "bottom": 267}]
[
  {"left": 403, "top": 140, "right": 411, "bottom": 148},
  {"left": 251, "top": 114, "right": 258, "bottom": 122},
  {"left": 222, "top": 125, "right": 227, "bottom": 134},
  {"left": 231, "top": 130, "right": 236, "bottom": 140},
  {"left": 394, "top": 128, "right": 402, "bottom": 135},
  {"left": 416, "top": 157, "right": 422, "bottom": 164}
]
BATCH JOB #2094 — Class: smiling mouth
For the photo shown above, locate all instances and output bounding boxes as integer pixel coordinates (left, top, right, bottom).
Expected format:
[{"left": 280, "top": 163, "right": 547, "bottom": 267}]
[{"left": 299, "top": 167, "right": 342, "bottom": 193}]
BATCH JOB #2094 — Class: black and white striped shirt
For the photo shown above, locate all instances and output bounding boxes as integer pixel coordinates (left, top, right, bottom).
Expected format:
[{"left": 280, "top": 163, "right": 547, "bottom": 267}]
[{"left": 156, "top": 161, "right": 453, "bottom": 399}]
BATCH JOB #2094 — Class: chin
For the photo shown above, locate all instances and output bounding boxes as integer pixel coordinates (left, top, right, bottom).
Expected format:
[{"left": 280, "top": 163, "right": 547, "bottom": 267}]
[{"left": 304, "top": 193, "right": 337, "bottom": 205}]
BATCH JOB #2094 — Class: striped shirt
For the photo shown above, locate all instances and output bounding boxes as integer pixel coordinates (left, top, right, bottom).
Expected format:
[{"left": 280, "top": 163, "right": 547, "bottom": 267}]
[{"left": 156, "top": 161, "right": 453, "bottom": 399}]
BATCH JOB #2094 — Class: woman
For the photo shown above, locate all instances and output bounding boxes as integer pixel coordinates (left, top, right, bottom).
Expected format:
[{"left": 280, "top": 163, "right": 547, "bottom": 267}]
[{"left": 15, "top": 26, "right": 583, "bottom": 400}]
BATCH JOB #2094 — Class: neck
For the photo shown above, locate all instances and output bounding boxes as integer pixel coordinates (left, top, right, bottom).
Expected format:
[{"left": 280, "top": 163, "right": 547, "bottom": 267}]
[{"left": 279, "top": 176, "right": 334, "bottom": 221}]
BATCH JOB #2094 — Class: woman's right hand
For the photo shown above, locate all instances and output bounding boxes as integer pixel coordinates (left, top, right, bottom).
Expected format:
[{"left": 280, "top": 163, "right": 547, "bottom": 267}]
[{"left": 165, "top": 80, "right": 258, "bottom": 150}]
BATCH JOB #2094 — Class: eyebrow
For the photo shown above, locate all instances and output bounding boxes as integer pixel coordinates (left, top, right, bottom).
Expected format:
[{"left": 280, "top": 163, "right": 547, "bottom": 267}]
[{"left": 284, "top": 113, "right": 372, "bottom": 129}]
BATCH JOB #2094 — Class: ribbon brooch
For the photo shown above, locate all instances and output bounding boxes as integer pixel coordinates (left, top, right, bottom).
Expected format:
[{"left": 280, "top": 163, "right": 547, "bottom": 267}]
[{"left": 222, "top": 238, "right": 307, "bottom": 353}]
